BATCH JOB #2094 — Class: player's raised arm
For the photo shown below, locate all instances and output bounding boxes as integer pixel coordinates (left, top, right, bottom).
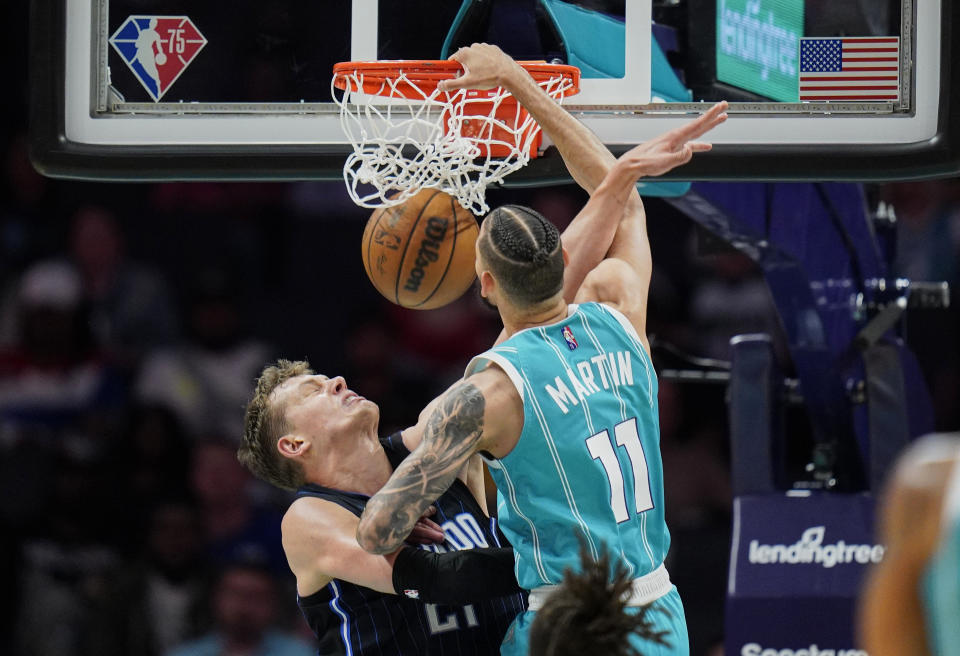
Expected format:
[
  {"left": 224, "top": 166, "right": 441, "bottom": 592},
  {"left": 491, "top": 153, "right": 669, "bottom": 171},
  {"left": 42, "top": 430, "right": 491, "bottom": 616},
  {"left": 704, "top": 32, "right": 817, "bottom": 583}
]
[
  {"left": 438, "top": 45, "right": 596, "bottom": 354},
  {"left": 441, "top": 43, "right": 629, "bottom": 302},
  {"left": 442, "top": 44, "right": 726, "bottom": 304},
  {"left": 574, "top": 102, "right": 728, "bottom": 341},
  {"left": 440, "top": 44, "right": 615, "bottom": 196},
  {"left": 561, "top": 102, "right": 726, "bottom": 302}
]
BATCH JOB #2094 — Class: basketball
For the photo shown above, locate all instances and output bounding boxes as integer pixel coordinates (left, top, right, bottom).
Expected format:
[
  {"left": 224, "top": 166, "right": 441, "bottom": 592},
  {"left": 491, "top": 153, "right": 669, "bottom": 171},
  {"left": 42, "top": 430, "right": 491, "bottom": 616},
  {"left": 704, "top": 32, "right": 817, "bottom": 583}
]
[{"left": 361, "top": 189, "right": 480, "bottom": 310}]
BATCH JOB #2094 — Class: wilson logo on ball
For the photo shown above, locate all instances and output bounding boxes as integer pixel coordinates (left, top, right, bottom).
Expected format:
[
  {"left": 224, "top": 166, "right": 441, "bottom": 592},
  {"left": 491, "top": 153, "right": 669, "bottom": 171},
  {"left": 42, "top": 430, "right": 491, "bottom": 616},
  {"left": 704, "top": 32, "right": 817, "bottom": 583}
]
[
  {"left": 361, "top": 189, "right": 478, "bottom": 310},
  {"left": 404, "top": 217, "right": 449, "bottom": 293}
]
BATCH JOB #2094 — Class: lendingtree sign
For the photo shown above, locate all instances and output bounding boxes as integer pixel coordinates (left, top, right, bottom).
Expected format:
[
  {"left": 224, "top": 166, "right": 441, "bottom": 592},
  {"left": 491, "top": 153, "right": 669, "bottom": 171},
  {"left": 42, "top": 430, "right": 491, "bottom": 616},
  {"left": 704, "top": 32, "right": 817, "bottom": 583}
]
[{"left": 716, "top": 0, "right": 804, "bottom": 101}]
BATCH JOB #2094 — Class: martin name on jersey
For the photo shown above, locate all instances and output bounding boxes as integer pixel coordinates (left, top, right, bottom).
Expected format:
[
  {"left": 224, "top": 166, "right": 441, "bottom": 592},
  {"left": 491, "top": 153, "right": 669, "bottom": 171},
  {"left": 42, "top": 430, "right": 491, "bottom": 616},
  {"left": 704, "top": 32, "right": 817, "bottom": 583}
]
[{"left": 544, "top": 349, "right": 636, "bottom": 414}]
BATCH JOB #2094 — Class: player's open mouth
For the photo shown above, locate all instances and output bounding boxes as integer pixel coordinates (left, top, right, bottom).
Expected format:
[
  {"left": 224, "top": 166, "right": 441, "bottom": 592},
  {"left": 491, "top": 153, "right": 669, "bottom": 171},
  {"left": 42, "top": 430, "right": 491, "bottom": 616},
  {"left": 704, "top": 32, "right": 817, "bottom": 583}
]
[{"left": 345, "top": 393, "right": 364, "bottom": 406}]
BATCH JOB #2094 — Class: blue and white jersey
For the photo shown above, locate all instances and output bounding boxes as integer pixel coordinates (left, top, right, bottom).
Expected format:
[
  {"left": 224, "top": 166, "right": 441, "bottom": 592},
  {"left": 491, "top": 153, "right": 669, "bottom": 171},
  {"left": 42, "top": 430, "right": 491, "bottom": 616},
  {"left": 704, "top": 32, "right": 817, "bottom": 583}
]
[
  {"left": 296, "top": 434, "right": 525, "bottom": 655},
  {"left": 924, "top": 455, "right": 960, "bottom": 656},
  {"left": 466, "top": 302, "right": 668, "bottom": 590}
]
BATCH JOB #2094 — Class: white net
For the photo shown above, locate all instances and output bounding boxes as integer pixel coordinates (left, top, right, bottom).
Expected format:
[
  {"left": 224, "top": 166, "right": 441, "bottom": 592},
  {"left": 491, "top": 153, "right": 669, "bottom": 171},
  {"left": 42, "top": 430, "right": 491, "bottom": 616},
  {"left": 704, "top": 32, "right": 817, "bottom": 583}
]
[{"left": 332, "top": 67, "right": 576, "bottom": 215}]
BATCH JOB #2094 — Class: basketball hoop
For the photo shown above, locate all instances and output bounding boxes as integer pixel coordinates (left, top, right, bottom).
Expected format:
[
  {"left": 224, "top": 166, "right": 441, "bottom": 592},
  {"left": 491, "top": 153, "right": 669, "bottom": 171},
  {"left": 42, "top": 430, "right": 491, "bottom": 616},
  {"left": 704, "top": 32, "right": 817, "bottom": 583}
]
[{"left": 332, "top": 60, "right": 580, "bottom": 214}]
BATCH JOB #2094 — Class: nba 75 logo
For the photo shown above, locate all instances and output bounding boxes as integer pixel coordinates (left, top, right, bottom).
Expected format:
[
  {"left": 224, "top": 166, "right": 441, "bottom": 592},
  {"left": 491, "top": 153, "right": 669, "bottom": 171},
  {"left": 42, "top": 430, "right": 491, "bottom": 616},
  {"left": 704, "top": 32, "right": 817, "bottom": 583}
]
[{"left": 109, "top": 17, "right": 207, "bottom": 101}]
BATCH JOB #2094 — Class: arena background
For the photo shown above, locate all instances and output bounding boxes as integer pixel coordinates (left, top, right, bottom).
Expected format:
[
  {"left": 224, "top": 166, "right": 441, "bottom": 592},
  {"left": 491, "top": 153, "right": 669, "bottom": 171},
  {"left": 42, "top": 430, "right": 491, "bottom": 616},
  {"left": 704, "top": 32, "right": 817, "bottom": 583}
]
[{"left": 2, "top": 3, "right": 958, "bottom": 655}]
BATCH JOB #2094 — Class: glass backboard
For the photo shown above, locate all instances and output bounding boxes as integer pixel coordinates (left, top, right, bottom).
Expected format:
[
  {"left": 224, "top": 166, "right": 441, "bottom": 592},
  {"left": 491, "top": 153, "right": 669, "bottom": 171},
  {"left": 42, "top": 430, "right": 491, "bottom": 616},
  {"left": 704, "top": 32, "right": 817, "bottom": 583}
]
[{"left": 29, "top": 0, "right": 960, "bottom": 183}]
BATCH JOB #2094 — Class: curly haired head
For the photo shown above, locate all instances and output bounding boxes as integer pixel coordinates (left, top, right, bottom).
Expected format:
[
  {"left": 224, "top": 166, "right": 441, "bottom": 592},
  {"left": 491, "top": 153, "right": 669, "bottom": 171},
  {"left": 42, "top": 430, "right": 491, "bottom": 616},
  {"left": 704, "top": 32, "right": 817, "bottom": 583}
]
[
  {"left": 238, "top": 359, "right": 312, "bottom": 490},
  {"left": 478, "top": 205, "right": 564, "bottom": 305},
  {"left": 529, "top": 543, "right": 672, "bottom": 656}
]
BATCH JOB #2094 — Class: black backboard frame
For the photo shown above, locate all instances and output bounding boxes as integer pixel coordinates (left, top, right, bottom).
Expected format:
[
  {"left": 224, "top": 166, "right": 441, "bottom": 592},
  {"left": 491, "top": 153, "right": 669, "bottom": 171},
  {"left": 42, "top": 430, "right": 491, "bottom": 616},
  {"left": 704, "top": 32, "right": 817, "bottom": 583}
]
[{"left": 29, "top": 0, "right": 960, "bottom": 184}]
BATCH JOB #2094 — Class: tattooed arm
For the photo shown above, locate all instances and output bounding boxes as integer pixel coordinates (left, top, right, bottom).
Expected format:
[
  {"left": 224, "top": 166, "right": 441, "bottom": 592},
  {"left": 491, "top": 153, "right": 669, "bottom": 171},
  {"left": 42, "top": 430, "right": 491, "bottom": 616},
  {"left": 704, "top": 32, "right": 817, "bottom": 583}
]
[{"left": 357, "top": 366, "right": 523, "bottom": 554}]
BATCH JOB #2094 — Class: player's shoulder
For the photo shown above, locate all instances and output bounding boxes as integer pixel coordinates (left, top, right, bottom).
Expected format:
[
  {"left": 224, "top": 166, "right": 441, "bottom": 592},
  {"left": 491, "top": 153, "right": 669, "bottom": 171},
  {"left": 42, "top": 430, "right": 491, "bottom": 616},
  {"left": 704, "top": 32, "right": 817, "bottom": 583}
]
[
  {"left": 875, "top": 433, "right": 960, "bottom": 569},
  {"left": 466, "top": 356, "right": 521, "bottom": 398},
  {"left": 575, "top": 258, "right": 643, "bottom": 308},
  {"left": 880, "top": 433, "right": 960, "bottom": 533},
  {"left": 463, "top": 362, "right": 525, "bottom": 458},
  {"left": 283, "top": 496, "right": 357, "bottom": 593},
  {"left": 575, "top": 262, "right": 648, "bottom": 346},
  {"left": 888, "top": 433, "right": 960, "bottom": 496},
  {"left": 283, "top": 495, "right": 357, "bottom": 544}
]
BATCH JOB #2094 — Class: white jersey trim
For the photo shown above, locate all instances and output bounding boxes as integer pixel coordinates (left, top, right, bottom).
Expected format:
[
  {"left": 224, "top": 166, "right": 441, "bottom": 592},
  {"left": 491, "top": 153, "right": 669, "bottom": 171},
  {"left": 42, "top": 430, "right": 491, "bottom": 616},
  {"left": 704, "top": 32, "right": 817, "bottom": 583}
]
[
  {"left": 528, "top": 563, "right": 672, "bottom": 611},
  {"left": 494, "top": 304, "right": 581, "bottom": 341},
  {"left": 465, "top": 351, "right": 525, "bottom": 403},
  {"left": 598, "top": 302, "right": 642, "bottom": 340}
]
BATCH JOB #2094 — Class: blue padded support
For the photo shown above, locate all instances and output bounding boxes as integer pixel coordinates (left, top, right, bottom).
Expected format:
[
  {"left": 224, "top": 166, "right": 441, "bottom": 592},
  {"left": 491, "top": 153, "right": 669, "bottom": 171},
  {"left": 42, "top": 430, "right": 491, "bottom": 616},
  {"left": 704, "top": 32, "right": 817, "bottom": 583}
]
[
  {"left": 651, "top": 27, "right": 693, "bottom": 102},
  {"left": 637, "top": 181, "right": 692, "bottom": 197},
  {"left": 728, "top": 334, "right": 781, "bottom": 495},
  {"left": 439, "top": 1, "right": 693, "bottom": 197},
  {"left": 539, "top": 0, "right": 625, "bottom": 78},
  {"left": 441, "top": 0, "right": 476, "bottom": 59}
]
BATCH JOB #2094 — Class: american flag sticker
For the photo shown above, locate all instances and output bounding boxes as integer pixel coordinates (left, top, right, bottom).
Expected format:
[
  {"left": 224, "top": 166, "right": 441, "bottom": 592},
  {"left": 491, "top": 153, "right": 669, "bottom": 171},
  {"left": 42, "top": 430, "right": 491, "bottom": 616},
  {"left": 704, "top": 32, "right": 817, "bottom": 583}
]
[{"left": 798, "top": 37, "right": 900, "bottom": 102}]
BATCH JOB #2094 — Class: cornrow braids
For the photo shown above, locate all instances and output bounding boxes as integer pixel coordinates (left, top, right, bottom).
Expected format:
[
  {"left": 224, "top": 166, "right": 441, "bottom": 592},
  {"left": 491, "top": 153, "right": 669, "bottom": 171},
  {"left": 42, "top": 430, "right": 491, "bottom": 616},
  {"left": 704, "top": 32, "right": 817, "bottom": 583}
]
[
  {"left": 479, "top": 205, "right": 564, "bottom": 305},
  {"left": 488, "top": 205, "right": 561, "bottom": 264}
]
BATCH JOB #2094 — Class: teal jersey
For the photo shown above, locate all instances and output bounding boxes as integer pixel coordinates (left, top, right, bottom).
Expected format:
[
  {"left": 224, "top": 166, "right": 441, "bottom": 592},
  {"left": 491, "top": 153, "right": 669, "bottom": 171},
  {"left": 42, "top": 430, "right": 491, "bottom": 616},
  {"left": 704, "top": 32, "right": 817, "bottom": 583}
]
[
  {"left": 466, "top": 302, "right": 668, "bottom": 590},
  {"left": 924, "top": 456, "right": 960, "bottom": 656}
]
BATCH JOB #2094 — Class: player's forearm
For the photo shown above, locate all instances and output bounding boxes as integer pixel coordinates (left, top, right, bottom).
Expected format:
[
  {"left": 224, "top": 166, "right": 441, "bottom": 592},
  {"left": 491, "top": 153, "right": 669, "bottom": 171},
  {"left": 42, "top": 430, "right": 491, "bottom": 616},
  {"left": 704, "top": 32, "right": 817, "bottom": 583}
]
[
  {"left": 358, "top": 472, "right": 452, "bottom": 555},
  {"left": 593, "top": 159, "right": 653, "bottom": 282},
  {"left": 499, "top": 64, "right": 622, "bottom": 196},
  {"left": 559, "top": 172, "right": 645, "bottom": 301},
  {"left": 500, "top": 66, "right": 647, "bottom": 295},
  {"left": 585, "top": 159, "right": 651, "bottom": 252},
  {"left": 358, "top": 381, "right": 487, "bottom": 554}
]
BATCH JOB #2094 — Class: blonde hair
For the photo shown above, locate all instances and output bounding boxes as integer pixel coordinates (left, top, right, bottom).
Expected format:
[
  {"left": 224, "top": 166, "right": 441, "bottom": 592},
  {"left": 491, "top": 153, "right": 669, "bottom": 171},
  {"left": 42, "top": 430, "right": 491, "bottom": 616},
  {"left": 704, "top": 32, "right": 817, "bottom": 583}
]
[{"left": 238, "top": 359, "right": 312, "bottom": 490}]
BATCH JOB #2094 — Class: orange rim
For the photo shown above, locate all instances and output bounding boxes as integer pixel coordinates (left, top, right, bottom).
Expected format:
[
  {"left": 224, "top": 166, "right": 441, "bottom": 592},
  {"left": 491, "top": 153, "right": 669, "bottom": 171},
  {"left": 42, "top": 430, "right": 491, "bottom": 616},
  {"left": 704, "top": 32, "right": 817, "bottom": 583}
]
[{"left": 332, "top": 59, "right": 580, "bottom": 98}]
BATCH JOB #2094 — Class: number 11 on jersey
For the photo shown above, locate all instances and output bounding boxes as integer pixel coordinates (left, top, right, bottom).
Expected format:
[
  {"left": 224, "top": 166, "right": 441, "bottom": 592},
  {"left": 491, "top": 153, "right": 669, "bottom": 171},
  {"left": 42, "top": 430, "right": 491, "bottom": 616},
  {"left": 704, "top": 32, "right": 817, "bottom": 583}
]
[{"left": 585, "top": 417, "right": 654, "bottom": 523}]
